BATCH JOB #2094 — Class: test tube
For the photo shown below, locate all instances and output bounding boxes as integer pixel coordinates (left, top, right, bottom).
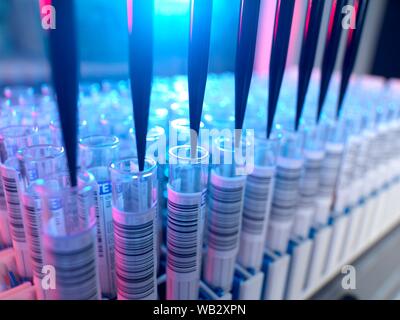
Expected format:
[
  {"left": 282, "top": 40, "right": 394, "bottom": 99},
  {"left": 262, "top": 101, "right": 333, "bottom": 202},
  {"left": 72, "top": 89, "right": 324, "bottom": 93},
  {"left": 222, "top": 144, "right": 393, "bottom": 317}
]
[
  {"left": 0, "top": 125, "right": 38, "bottom": 277},
  {"left": 17, "top": 144, "right": 65, "bottom": 299},
  {"left": 38, "top": 171, "right": 100, "bottom": 300},
  {"left": 292, "top": 125, "right": 325, "bottom": 239},
  {"left": 79, "top": 135, "right": 120, "bottom": 299},
  {"left": 313, "top": 120, "right": 345, "bottom": 226},
  {"left": 110, "top": 157, "right": 158, "bottom": 300},
  {"left": 265, "top": 130, "right": 304, "bottom": 254},
  {"left": 203, "top": 137, "right": 247, "bottom": 292},
  {"left": 334, "top": 116, "right": 363, "bottom": 213},
  {"left": 237, "top": 137, "right": 278, "bottom": 270},
  {"left": 167, "top": 145, "right": 209, "bottom": 300}
]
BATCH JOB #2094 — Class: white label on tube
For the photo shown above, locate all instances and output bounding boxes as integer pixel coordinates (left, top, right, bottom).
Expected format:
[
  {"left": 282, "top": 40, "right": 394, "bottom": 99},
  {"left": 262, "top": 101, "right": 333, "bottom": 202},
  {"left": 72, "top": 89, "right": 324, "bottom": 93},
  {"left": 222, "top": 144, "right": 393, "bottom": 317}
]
[
  {"left": 22, "top": 192, "right": 44, "bottom": 279},
  {"left": 93, "top": 180, "right": 116, "bottom": 298},
  {"left": 271, "top": 157, "right": 303, "bottom": 218},
  {"left": 0, "top": 164, "right": 32, "bottom": 278},
  {"left": 166, "top": 186, "right": 205, "bottom": 300},
  {"left": 238, "top": 165, "right": 275, "bottom": 269},
  {"left": 113, "top": 205, "right": 157, "bottom": 300},
  {"left": 204, "top": 171, "right": 246, "bottom": 291},
  {"left": 43, "top": 225, "right": 100, "bottom": 300}
]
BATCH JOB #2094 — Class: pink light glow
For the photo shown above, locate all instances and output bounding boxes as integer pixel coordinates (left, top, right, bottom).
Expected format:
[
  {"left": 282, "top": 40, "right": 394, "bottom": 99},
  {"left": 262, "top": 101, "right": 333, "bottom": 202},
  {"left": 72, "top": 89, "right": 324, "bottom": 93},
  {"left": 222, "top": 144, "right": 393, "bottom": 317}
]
[
  {"left": 127, "top": 0, "right": 133, "bottom": 33},
  {"left": 254, "top": 0, "right": 304, "bottom": 76},
  {"left": 254, "top": 0, "right": 277, "bottom": 75},
  {"left": 327, "top": 0, "right": 338, "bottom": 42}
]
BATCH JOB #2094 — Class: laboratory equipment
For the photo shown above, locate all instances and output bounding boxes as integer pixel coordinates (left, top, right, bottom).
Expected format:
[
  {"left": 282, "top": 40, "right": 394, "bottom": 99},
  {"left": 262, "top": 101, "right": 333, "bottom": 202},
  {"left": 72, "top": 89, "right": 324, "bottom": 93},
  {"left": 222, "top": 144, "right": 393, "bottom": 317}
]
[
  {"left": 110, "top": 157, "right": 158, "bottom": 300},
  {"left": 337, "top": 0, "right": 370, "bottom": 118},
  {"left": 266, "top": 130, "right": 303, "bottom": 253},
  {"left": 295, "top": 0, "right": 324, "bottom": 130},
  {"left": 38, "top": 171, "right": 100, "bottom": 300},
  {"left": 80, "top": 135, "right": 120, "bottom": 299},
  {"left": 167, "top": 145, "right": 209, "bottom": 300},
  {"left": 0, "top": 125, "right": 39, "bottom": 278},
  {"left": 188, "top": 0, "right": 212, "bottom": 150},
  {"left": 317, "top": 0, "right": 348, "bottom": 122},
  {"left": 47, "top": 0, "right": 79, "bottom": 187},
  {"left": 237, "top": 137, "right": 277, "bottom": 270},
  {"left": 234, "top": 0, "right": 261, "bottom": 132},
  {"left": 267, "top": 0, "right": 295, "bottom": 138},
  {"left": 203, "top": 136, "right": 247, "bottom": 292},
  {"left": 18, "top": 144, "right": 66, "bottom": 299},
  {"left": 128, "top": 0, "right": 154, "bottom": 172}
]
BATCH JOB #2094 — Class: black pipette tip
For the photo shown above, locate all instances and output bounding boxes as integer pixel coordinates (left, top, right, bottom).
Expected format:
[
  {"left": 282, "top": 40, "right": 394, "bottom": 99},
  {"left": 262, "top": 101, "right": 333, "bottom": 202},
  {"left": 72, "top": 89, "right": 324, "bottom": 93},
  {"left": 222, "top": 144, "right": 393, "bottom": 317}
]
[
  {"left": 336, "top": 0, "right": 370, "bottom": 119},
  {"left": 235, "top": 0, "right": 261, "bottom": 134},
  {"left": 188, "top": 0, "right": 213, "bottom": 155},
  {"left": 47, "top": 0, "right": 79, "bottom": 187},
  {"left": 295, "top": 0, "right": 324, "bottom": 131},
  {"left": 267, "top": 0, "right": 296, "bottom": 139},
  {"left": 128, "top": 0, "right": 154, "bottom": 172},
  {"left": 316, "top": 0, "right": 348, "bottom": 124}
]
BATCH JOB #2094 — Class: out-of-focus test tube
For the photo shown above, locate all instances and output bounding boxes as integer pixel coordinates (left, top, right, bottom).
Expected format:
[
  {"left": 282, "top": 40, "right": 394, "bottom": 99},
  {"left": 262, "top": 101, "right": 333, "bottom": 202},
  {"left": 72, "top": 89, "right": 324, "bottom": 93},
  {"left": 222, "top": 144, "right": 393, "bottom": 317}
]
[
  {"left": 110, "top": 157, "right": 158, "bottom": 300},
  {"left": 203, "top": 137, "right": 247, "bottom": 292},
  {"left": 313, "top": 121, "right": 345, "bottom": 226},
  {"left": 169, "top": 118, "right": 205, "bottom": 147},
  {"left": 17, "top": 144, "right": 65, "bottom": 299},
  {"left": 167, "top": 145, "right": 209, "bottom": 300},
  {"left": 80, "top": 135, "right": 120, "bottom": 299},
  {"left": 266, "top": 130, "right": 303, "bottom": 253},
  {"left": 237, "top": 137, "right": 277, "bottom": 270},
  {"left": 0, "top": 125, "right": 39, "bottom": 278},
  {"left": 334, "top": 116, "right": 362, "bottom": 213},
  {"left": 38, "top": 171, "right": 100, "bottom": 300},
  {"left": 292, "top": 125, "right": 325, "bottom": 239}
]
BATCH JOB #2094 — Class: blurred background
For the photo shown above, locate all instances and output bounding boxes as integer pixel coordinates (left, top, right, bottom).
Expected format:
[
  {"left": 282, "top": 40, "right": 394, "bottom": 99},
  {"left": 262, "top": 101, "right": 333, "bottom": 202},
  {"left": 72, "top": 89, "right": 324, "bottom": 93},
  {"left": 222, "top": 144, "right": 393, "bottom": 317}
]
[{"left": 0, "top": 0, "right": 399, "bottom": 85}]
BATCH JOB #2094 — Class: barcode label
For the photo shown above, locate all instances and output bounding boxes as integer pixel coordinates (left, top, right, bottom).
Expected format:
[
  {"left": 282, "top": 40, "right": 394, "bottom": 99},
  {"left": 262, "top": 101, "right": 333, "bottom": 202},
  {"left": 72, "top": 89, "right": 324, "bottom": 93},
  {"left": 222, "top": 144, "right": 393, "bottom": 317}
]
[
  {"left": 270, "top": 157, "right": 303, "bottom": 218},
  {"left": 299, "top": 151, "right": 324, "bottom": 200},
  {"left": 113, "top": 205, "right": 157, "bottom": 300},
  {"left": 166, "top": 186, "right": 205, "bottom": 300},
  {"left": 22, "top": 191, "right": 44, "bottom": 278},
  {"left": 43, "top": 225, "right": 100, "bottom": 300},
  {"left": 1, "top": 164, "right": 26, "bottom": 244},
  {"left": 242, "top": 166, "right": 275, "bottom": 235},
  {"left": 167, "top": 187, "right": 205, "bottom": 274},
  {"left": 337, "top": 136, "right": 361, "bottom": 188},
  {"left": 0, "top": 175, "right": 12, "bottom": 246},
  {"left": 207, "top": 171, "right": 246, "bottom": 252},
  {"left": 319, "top": 143, "right": 343, "bottom": 196},
  {"left": 93, "top": 180, "right": 116, "bottom": 297}
]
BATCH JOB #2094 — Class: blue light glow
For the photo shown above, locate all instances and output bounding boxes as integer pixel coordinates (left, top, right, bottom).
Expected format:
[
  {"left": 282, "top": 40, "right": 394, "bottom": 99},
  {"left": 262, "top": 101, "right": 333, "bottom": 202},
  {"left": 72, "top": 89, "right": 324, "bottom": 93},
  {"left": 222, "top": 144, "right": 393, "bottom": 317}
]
[{"left": 155, "top": 0, "right": 190, "bottom": 16}]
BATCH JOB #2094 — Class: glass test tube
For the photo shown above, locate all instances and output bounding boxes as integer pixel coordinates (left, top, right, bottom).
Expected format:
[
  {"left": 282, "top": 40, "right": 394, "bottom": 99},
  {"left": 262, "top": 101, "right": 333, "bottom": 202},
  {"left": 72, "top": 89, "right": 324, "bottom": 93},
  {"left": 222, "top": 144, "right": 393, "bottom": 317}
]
[
  {"left": 18, "top": 144, "right": 65, "bottom": 299},
  {"left": 292, "top": 126, "right": 325, "bottom": 239},
  {"left": 0, "top": 125, "right": 38, "bottom": 277},
  {"left": 167, "top": 146, "right": 209, "bottom": 300},
  {"left": 334, "top": 117, "right": 363, "bottom": 214},
  {"left": 314, "top": 121, "right": 345, "bottom": 226},
  {"left": 237, "top": 137, "right": 278, "bottom": 270},
  {"left": 79, "top": 135, "right": 120, "bottom": 299},
  {"left": 110, "top": 157, "right": 158, "bottom": 300},
  {"left": 38, "top": 171, "right": 100, "bottom": 300},
  {"left": 203, "top": 137, "right": 247, "bottom": 292},
  {"left": 266, "top": 130, "right": 303, "bottom": 254}
]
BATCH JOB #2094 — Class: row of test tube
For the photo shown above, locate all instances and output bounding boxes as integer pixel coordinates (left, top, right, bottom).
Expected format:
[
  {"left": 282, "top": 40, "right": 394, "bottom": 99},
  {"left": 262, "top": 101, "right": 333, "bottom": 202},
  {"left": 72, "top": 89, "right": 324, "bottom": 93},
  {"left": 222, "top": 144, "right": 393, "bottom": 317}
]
[{"left": 0, "top": 73, "right": 399, "bottom": 300}]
